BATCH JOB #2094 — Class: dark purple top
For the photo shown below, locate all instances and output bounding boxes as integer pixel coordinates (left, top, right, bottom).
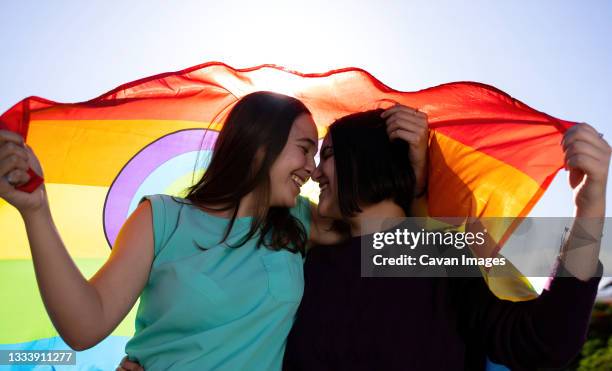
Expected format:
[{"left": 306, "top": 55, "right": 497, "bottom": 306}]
[{"left": 283, "top": 236, "right": 602, "bottom": 371}]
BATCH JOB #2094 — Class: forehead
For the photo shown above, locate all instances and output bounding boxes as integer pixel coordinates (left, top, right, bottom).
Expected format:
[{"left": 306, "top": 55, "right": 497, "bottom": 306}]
[{"left": 289, "top": 114, "right": 318, "bottom": 141}]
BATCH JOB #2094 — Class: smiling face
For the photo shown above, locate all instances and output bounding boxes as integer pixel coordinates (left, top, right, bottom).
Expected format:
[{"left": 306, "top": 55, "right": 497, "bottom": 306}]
[
  {"left": 312, "top": 133, "right": 342, "bottom": 218},
  {"left": 268, "top": 114, "right": 318, "bottom": 207}
]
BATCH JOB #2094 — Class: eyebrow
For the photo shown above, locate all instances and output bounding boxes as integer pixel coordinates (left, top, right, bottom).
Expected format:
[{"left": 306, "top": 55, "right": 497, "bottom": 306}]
[{"left": 297, "top": 138, "right": 318, "bottom": 148}]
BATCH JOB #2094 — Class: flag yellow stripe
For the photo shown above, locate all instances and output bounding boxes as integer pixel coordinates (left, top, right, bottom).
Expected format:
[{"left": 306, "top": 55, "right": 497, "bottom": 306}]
[
  {"left": 0, "top": 184, "right": 111, "bottom": 259},
  {"left": 429, "top": 130, "right": 543, "bottom": 218},
  {"left": 27, "top": 119, "right": 213, "bottom": 186}
]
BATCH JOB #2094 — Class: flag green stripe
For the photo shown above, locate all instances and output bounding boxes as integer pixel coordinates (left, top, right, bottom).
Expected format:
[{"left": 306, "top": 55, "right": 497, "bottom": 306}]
[{"left": 0, "top": 259, "right": 137, "bottom": 343}]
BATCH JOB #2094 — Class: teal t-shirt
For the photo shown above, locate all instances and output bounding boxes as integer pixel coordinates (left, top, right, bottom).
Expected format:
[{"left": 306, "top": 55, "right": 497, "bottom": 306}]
[{"left": 125, "top": 194, "right": 311, "bottom": 370}]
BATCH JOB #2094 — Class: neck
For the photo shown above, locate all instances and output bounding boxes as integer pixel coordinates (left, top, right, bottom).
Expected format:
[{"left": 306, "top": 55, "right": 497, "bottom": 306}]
[
  {"left": 236, "top": 191, "right": 260, "bottom": 217},
  {"left": 348, "top": 199, "right": 406, "bottom": 236},
  {"left": 197, "top": 190, "right": 261, "bottom": 219}
]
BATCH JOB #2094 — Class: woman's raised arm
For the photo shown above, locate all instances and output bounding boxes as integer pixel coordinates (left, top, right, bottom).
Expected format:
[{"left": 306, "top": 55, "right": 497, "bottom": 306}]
[
  {"left": 0, "top": 130, "right": 154, "bottom": 350},
  {"left": 559, "top": 122, "right": 609, "bottom": 280},
  {"left": 456, "top": 123, "right": 609, "bottom": 369}
]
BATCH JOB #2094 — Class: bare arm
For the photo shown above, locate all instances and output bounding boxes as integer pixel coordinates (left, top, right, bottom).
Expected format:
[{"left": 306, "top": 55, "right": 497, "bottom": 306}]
[
  {"left": 0, "top": 130, "right": 154, "bottom": 350},
  {"left": 558, "top": 122, "right": 609, "bottom": 281},
  {"left": 458, "top": 123, "right": 609, "bottom": 369},
  {"left": 22, "top": 200, "right": 154, "bottom": 350}
]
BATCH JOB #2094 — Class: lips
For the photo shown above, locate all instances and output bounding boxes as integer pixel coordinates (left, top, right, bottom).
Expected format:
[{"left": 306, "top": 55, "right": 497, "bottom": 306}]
[
  {"left": 318, "top": 183, "right": 329, "bottom": 198},
  {"left": 291, "top": 174, "right": 305, "bottom": 187},
  {"left": 290, "top": 174, "right": 306, "bottom": 194}
]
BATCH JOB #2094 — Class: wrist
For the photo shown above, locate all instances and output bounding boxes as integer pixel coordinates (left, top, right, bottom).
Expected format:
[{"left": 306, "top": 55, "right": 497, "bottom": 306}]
[
  {"left": 19, "top": 201, "right": 51, "bottom": 222},
  {"left": 411, "top": 159, "right": 427, "bottom": 172},
  {"left": 411, "top": 160, "right": 428, "bottom": 198},
  {"left": 574, "top": 205, "right": 605, "bottom": 218}
]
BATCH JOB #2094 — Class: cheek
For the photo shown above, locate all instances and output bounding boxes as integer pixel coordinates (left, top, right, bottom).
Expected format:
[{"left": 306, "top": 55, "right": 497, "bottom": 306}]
[
  {"left": 272, "top": 157, "right": 297, "bottom": 177},
  {"left": 295, "top": 151, "right": 308, "bottom": 167},
  {"left": 285, "top": 150, "right": 307, "bottom": 170},
  {"left": 324, "top": 164, "right": 336, "bottom": 187}
]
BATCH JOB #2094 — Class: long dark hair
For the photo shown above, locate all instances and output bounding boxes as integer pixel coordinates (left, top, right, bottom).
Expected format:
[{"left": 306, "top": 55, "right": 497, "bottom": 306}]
[
  {"left": 185, "top": 91, "right": 311, "bottom": 254},
  {"left": 329, "top": 109, "right": 416, "bottom": 218}
]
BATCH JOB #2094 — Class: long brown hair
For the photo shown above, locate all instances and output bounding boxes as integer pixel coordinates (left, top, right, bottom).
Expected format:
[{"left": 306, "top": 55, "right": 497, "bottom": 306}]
[{"left": 185, "top": 91, "right": 311, "bottom": 254}]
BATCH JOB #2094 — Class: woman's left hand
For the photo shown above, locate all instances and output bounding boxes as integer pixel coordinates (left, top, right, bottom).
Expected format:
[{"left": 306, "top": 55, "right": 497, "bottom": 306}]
[
  {"left": 381, "top": 104, "right": 429, "bottom": 195},
  {"left": 562, "top": 123, "right": 611, "bottom": 215}
]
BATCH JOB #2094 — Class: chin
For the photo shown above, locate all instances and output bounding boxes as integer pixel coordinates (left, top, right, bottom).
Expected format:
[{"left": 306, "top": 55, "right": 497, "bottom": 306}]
[
  {"left": 318, "top": 202, "right": 342, "bottom": 219},
  {"left": 270, "top": 191, "right": 298, "bottom": 208},
  {"left": 317, "top": 205, "right": 331, "bottom": 218}
]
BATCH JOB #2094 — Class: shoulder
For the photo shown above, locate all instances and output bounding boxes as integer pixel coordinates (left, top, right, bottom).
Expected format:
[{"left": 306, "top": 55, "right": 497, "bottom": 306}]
[
  {"left": 139, "top": 194, "right": 191, "bottom": 220},
  {"left": 140, "top": 194, "right": 188, "bottom": 208},
  {"left": 138, "top": 194, "right": 188, "bottom": 257}
]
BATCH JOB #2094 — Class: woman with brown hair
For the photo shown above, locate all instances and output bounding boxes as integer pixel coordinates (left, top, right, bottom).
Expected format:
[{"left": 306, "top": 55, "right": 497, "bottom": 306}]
[{"left": 0, "top": 92, "right": 417, "bottom": 370}]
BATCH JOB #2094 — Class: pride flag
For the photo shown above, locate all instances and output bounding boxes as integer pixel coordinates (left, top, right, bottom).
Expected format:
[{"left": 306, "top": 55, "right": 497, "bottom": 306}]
[{"left": 0, "top": 62, "right": 574, "bottom": 369}]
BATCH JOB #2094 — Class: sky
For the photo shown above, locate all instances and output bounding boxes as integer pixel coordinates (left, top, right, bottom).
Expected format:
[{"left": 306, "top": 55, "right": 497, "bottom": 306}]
[{"left": 0, "top": 0, "right": 611, "bottom": 218}]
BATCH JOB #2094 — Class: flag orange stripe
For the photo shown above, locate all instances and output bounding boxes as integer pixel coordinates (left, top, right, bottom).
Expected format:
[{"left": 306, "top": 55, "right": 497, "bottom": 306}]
[{"left": 428, "top": 130, "right": 544, "bottom": 218}]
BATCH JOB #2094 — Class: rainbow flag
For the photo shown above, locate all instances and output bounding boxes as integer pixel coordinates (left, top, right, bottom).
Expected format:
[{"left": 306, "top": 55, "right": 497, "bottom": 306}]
[{"left": 0, "top": 62, "right": 574, "bottom": 369}]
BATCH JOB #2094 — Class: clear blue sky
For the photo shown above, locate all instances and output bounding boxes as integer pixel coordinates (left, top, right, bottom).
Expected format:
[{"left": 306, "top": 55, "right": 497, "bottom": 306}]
[{"left": 1, "top": 0, "right": 611, "bottom": 217}]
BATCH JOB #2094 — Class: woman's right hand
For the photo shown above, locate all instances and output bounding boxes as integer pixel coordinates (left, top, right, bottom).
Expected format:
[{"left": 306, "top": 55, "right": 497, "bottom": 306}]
[
  {"left": 381, "top": 104, "right": 429, "bottom": 197},
  {"left": 0, "top": 130, "right": 47, "bottom": 214},
  {"left": 117, "top": 356, "right": 145, "bottom": 371}
]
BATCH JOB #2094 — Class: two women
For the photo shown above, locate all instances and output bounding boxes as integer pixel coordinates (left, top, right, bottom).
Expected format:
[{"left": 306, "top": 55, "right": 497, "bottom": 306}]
[
  {"left": 2, "top": 91, "right": 607, "bottom": 370},
  {"left": 120, "top": 101, "right": 609, "bottom": 371},
  {"left": 0, "top": 91, "right": 426, "bottom": 370}
]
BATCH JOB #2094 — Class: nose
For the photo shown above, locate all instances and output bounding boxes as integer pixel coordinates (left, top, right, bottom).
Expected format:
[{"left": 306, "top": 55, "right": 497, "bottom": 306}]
[{"left": 304, "top": 154, "right": 316, "bottom": 177}]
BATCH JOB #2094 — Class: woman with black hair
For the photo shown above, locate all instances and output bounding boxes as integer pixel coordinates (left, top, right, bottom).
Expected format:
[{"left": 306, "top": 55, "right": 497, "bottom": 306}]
[{"left": 283, "top": 110, "right": 609, "bottom": 370}]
